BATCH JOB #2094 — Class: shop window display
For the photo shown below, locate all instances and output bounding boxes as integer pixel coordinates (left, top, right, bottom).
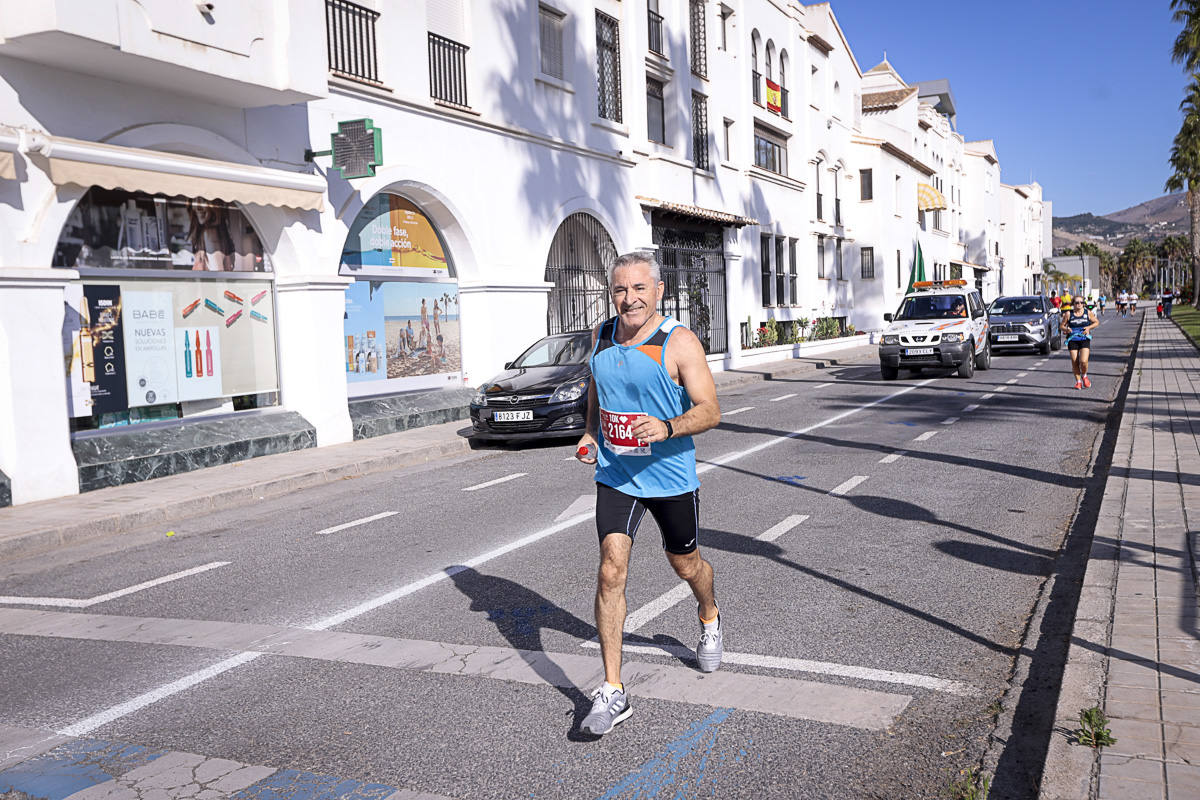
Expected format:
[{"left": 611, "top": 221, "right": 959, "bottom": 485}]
[
  {"left": 55, "top": 188, "right": 279, "bottom": 430},
  {"left": 340, "top": 193, "right": 462, "bottom": 396}
]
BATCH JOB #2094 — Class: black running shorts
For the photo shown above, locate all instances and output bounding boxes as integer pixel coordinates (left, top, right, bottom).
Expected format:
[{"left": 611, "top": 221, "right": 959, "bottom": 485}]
[
  {"left": 1068, "top": 338, "right": 1091, "bottom": 351},
  {"left": 595, "top": 482, "right": 700, "bottom": 554}
]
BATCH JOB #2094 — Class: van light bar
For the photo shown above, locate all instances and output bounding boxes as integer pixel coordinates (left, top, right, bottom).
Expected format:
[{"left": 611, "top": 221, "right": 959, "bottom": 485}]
[{"left": 912, "top": 279, "right": 968, "bottom": 289}]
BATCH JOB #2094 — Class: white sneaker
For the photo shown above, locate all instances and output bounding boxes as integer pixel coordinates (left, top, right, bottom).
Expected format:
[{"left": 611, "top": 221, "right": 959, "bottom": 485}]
[
  {"left": 697, "top": 613, "right": 723, "bottom": 673},
  {"left": 580, "top": 683, "right": 632, "bottom": 735}
]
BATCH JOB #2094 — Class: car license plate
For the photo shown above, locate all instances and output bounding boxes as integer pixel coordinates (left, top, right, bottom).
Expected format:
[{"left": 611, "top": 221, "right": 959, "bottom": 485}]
[
  {"left": 905, "top": 348, "right": 934, "bottom": 356},
  {"left": 493, "top": 410, "right": 533, "bottom": 422},
  {"left": 997, "top": 335, "right": 1018, "bottom": 342}
]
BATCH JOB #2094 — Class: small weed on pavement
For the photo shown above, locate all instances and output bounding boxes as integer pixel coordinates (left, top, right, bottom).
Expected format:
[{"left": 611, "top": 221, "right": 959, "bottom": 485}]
[
  {"left": 948, "top": 766, "right": 991, "bottom": 800},
  {"left": 1076, "top": 706, "right": 1117, "bottom": 749}
]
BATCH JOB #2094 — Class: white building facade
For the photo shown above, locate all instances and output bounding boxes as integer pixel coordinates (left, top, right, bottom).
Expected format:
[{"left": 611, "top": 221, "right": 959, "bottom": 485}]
[{"left": 0, "top": 0, "right": 1050, "bottom": 506}]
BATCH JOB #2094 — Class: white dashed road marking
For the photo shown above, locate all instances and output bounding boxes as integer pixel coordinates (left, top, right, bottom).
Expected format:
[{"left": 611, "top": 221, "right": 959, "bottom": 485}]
[
  {"left": 769, "top": 393, "right": 797, "bottom": 402},
  {"left": 879, "top": 451, "right": 906, "bottom": 464},
  {"left": 315, "top": 511, "right": 398, "bottom": 536},
  {"left": 462, "top": 472, "right": 527, "bottom": 492},
  {"left": 913, "top": 431, "right": 939, "bottom": 442},
  {"left": 1017, "top": 372, "right": 1029, "bottom": 378},
  {"left": 1005, "top": 378, "right": 1019, "bottom": 384},
  {"left": 723, "top": 406, "right": 754, "bottom": 416},
  {"left": 994, "top": 386, "right": 1008, "bottom": 392},
  {"left": 829, "top": 475, "right": 869, "bottom": 496},
  {"left": 979, "top": 393, "right": 995, "bottom": 400},
  {"left": 941, "top": 417, "right": 959, "bottom": 425},
  {"left": 757, "top": 514, "right": 810, "bottom": 542},
  {"left": 962, "top": 404, "right": 980, "bottom": 412},
  {"left": 0, "top": 562, "right": 231, "bottom": 608},
  {"left": 814, "top": 382, "right": 834, "bottom": 389}
]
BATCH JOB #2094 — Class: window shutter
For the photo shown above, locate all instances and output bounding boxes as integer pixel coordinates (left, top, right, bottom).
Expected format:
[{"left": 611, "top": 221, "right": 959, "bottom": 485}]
[
  {"left": 427, "top": 0, "right": 465, "bottom": 41},
  {"left": 539, "top": 6, "right": 564, "bottom": 79}
]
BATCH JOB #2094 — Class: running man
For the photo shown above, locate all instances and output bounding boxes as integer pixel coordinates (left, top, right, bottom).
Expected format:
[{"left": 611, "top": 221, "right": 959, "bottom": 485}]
[
  {"left": 575, "top": 252, "right": 722, "bottom": 737},
  {"left": 1098, "top": 294, "right": 1106, "bottom": 316},
  {"left": 1062, "top": 296, "right": 1099, "bottom": 389}
]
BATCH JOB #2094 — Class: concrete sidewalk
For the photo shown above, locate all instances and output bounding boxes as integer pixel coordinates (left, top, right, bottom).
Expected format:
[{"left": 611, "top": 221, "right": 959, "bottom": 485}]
[
  {"left": 1040, "top": 316, "right": 1200, "bottom": 799},
  {"left": 0, "top": 345, "right": 875, "bottom": 562}
]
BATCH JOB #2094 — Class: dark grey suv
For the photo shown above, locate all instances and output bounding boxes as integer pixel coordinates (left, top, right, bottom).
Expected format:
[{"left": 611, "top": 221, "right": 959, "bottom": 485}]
[{"left": 987, "top": 295, "right": 1062, "bottom": 355}]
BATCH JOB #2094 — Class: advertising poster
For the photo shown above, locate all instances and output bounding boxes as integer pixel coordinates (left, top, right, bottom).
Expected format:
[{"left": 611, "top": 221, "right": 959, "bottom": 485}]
[
  {"left": 175, "top": 326, "right": 223, "bottom": 401},
  {"left": 64, "top": 279, "right": 278, "bottom": 418},
  {"left": 81, "top": 284, "right": 128, "bottom": 414},
  {"left": 339, "top": 194, "right": 451, "bottom": 279},
  {"left": 343, "top": 280, "right": 387, "bottom": 382},
  {"left": 53, "top": 188, "right": 268, "bottom": 272},
  {"left": 122, "top": 290, "right": 179, "bottom": 407}
]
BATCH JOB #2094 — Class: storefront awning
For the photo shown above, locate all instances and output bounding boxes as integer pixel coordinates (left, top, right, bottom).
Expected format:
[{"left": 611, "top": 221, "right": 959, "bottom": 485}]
[
  {"left": 28, "top": 135, "right": 326, "bottom": 211},
  {"left": 637, "top": 195, "right": 758, "bottom": 227},
  {"left": 0, "top": 151, "right": 15, "bottom": 181},
  {"left": 953, "top": 259, "right": 989, "bottom": 272},
  {"left": 917, "top": 182, "right": 947, "bottom": 212}
]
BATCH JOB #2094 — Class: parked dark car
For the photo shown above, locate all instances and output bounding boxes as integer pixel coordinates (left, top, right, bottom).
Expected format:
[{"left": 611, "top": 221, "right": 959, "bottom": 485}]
[
  {"left": 987, "top": 295, "right": 1062, "bottom": 354},
  {"left": 469, "top": 330, "right": 592, "bottom": 441}
]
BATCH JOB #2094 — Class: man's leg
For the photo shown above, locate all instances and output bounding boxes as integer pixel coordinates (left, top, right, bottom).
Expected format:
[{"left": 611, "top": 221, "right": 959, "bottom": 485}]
[
  {"left": 595, "top": 533, "right": 633, "bottom": 686},
  {"left": 666, "top": 549, "right": 717, "bottom": 621}
]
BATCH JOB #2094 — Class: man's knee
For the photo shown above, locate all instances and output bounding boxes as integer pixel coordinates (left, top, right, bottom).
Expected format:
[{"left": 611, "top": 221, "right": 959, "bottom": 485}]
[{"left": 668, "top": 551, "right": 705, "bottom": 581}]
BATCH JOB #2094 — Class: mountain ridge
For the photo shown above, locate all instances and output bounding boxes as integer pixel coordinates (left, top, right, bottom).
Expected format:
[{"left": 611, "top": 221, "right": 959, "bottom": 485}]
[{"left": 1052, "top": 192, "right": 1186, "bottom": 254}]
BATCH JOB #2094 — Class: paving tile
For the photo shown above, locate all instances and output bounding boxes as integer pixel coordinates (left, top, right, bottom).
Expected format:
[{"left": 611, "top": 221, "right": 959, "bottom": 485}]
[
  {"left": 1164, "top": 739, "right": 1200, "bottom": 765},
  {"left": 1107, "top": 698, "right": 1161, "bottom": 721},
  {"left": 1096, "top": 774, "right": 1164, "bottom": 800},
  {"left": 1165, "top": 762, "right": 1200, "bottom": 793},
  {"left": 1108, "top": 686, "right": 1162, "bottom": 707},
  {"left": 1109, "top": 719, "right": 1165, "bottom": 745},
  {"left": 1100, "top": 754, "right": 1166, "bottom": 783}
]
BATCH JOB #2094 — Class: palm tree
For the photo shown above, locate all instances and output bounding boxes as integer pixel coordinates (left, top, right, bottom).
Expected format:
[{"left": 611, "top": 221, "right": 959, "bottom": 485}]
[
  {"left": 1166, "top": 84, "right": 1200, "bottom": 305},
  {"left": 1171, "top": 4, "right": 1200, "bottom": 303}
]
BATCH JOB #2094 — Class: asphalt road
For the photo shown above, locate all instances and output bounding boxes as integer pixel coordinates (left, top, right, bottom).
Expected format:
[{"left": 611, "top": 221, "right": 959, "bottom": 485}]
[{"left": 0, "top": 313, "right": 1141, "bottom": 800}]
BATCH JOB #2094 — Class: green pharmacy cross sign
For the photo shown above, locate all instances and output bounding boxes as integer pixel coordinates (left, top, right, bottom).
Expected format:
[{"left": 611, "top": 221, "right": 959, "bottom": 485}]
[{"left": 305, "top": 119, "right": 383, "bottom": 179}]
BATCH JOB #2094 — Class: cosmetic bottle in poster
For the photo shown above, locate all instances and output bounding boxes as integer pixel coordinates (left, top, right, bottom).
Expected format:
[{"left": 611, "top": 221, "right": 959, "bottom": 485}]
[
  {"left": 205, "top": 331, "right": 213, "bottom": 377},
  {"left": 183, "top": 329, "right": 192, "bottom": 378},
  {"left": 194, "top": 331, "right": 203, "bottom": 376}
]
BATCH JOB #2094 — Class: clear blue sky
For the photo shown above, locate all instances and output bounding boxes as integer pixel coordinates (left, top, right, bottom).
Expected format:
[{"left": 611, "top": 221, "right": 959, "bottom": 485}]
[{"left": 828, "top": 0, "right": 1187, "bottom": 217}]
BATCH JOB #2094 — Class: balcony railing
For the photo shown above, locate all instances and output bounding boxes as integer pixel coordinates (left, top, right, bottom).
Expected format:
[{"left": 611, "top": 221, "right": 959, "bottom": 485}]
[
  {"left": 428, "top": 32, "right": 469, "bottom": 107},
  {"left": 326, "top": 0, "right": 381, "bottom": 85},
  {"left": 648, "top": 9, "right": 665, "bottom": 55},
  {"left": 780, "top": 87, "right": 789, "bottom": 118},
  {"left": 751, "top": 70, "right": 761, "bottom": 105}
]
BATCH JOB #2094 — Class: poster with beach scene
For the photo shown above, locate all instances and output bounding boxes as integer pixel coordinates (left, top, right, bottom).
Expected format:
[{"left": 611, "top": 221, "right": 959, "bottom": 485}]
[{"left": 383, "top": 281, "right": 460, "bottom": 380}]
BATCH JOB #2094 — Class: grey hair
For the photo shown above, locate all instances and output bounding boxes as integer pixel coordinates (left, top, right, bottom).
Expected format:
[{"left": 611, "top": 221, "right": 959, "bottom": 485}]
[{"left": 608, "top": 251, "right": 661, "bottom": 285}]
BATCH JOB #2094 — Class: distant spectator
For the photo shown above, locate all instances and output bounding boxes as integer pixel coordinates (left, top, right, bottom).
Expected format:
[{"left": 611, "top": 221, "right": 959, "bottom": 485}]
[{"left": 1050, "top": 291, "right": 1061, "bottom": 309}]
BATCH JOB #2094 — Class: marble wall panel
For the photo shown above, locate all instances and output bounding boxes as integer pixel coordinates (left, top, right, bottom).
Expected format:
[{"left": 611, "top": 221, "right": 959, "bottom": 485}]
[{"left": 349, "top": 388, "right": 473, "bottom": 441}]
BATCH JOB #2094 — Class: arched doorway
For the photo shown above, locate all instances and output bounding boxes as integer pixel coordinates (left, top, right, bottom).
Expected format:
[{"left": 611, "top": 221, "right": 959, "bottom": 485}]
[{"left": 544, "top": 212, "right": 617, "bottom": 335}]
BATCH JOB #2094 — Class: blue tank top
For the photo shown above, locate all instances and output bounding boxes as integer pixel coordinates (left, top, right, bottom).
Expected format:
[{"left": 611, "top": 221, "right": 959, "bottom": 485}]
[
  {"left": 590, "top": 316, "right": 699, "bottom": 498},
  {"left": 1067, "top": 311, "right": 1091, "bottom": 341}
]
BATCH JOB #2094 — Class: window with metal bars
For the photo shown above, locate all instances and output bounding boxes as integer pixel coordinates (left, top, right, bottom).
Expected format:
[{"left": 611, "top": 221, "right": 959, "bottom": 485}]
[
  {"left": 428, "top": 33, "right": 470, "bottom": 107},
  {"left": 647, "top": 78, "right": 666, "bottom": 143},
  {"left": 861, "top": 247, "right": 875, "bottom": 279},
  {"left": 326, "top": 0, "right": 381, "bottom": 85},
  {"left": 648, "top": 0, "right": 664, "bottom": 55},
  {"left": 691, "top": 92, "right": 709, "bottom": 170},
  {"left": 775, "top": 237, "right": 785, "bottom": 305},
  {"left": 596, "top": 11, "right": 622, "bottom": 122},
  {"left": 760, "top": 235, "right": 772, "bottom": 306},
  {"left": 689, "top": 0, "right": 707, "bottom": 77},
  {"left": 538, "top": 5, "right": 565, "bottom": 79},
  {"left": 788, "top": 238, "right": 798, "bottom": 305}
]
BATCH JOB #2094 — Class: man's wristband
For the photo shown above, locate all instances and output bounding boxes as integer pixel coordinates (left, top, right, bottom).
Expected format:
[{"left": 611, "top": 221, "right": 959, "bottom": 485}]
[{"left": 663, "top": 419, "right": 674, "bottom": 439}]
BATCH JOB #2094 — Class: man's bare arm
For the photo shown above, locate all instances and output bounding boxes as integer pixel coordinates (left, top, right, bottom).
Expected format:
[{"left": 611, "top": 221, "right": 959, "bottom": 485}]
[{"left": 576, "top": 324, "right": 603, "bottom": 462}]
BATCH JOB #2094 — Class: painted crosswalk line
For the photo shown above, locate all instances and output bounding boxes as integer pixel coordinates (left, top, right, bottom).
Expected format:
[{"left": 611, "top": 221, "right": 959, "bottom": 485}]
[
  {"left": 0, "top": 609, "right": 911, "bottom": 732},
  {"left": 0, "top": 563, "right": 230, "bottom": 609}
]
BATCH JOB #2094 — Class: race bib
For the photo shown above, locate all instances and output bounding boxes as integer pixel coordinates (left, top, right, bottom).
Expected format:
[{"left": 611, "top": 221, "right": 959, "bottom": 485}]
[{"left": 600, "top": 408, "right": 651, "bottom": 456}]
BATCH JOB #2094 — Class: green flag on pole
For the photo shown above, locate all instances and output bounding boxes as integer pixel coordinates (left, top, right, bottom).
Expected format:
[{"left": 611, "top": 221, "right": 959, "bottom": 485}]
[{"left": 906, "top": 242, "right": 927, "bottom": 293}]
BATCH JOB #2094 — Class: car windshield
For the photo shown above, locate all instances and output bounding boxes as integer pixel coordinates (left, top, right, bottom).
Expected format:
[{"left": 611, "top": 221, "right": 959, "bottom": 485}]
[
  {"left": 990, "top": 298, "right": 1042, "bottom": 315},
  {"left": 894, "top": 294, "right": 969, "bottom": 320},
  {"left": 511, "top": 333, "right": 591, "bottom": 368}
]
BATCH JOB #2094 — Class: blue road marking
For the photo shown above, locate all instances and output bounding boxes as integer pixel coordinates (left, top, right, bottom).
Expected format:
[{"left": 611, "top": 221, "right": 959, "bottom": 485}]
[
  {"left": 596, "top": 708, "right": 733, "bottom": 799},
  {"left": 774, "top": 476, "right": 806, "bottom": 486},
  {"left": 888, "top": 421, "right": 917, "bottom": 427},
  {"left": 231, "top": 769, "right": 398, "bottom": 800},
  {"left": 0, "top": 739, "right": 166, "bottom": 800}
]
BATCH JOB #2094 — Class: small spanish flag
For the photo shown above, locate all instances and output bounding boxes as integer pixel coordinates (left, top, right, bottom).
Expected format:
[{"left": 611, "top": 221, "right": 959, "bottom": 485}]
[{"left": 766, "top": 78, "right": 782, "bottom": 114}]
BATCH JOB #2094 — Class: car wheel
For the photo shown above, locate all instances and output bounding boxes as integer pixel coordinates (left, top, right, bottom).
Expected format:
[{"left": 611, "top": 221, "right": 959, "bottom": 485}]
[
  {"left": 976, "top": 340, "right": 992, "bottom": 370},
  {"left": 1051, "top": 334, "right": 1062, "bottom": 351},
  {"left": 1038, "top": 337, "right": 1050, "bottom": 355},
  {"left": 881, "top": 364, "right": 898, "bottom": 381},
  {"left": 957, "top": 342, "right": 976, "bottom": 378}
]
